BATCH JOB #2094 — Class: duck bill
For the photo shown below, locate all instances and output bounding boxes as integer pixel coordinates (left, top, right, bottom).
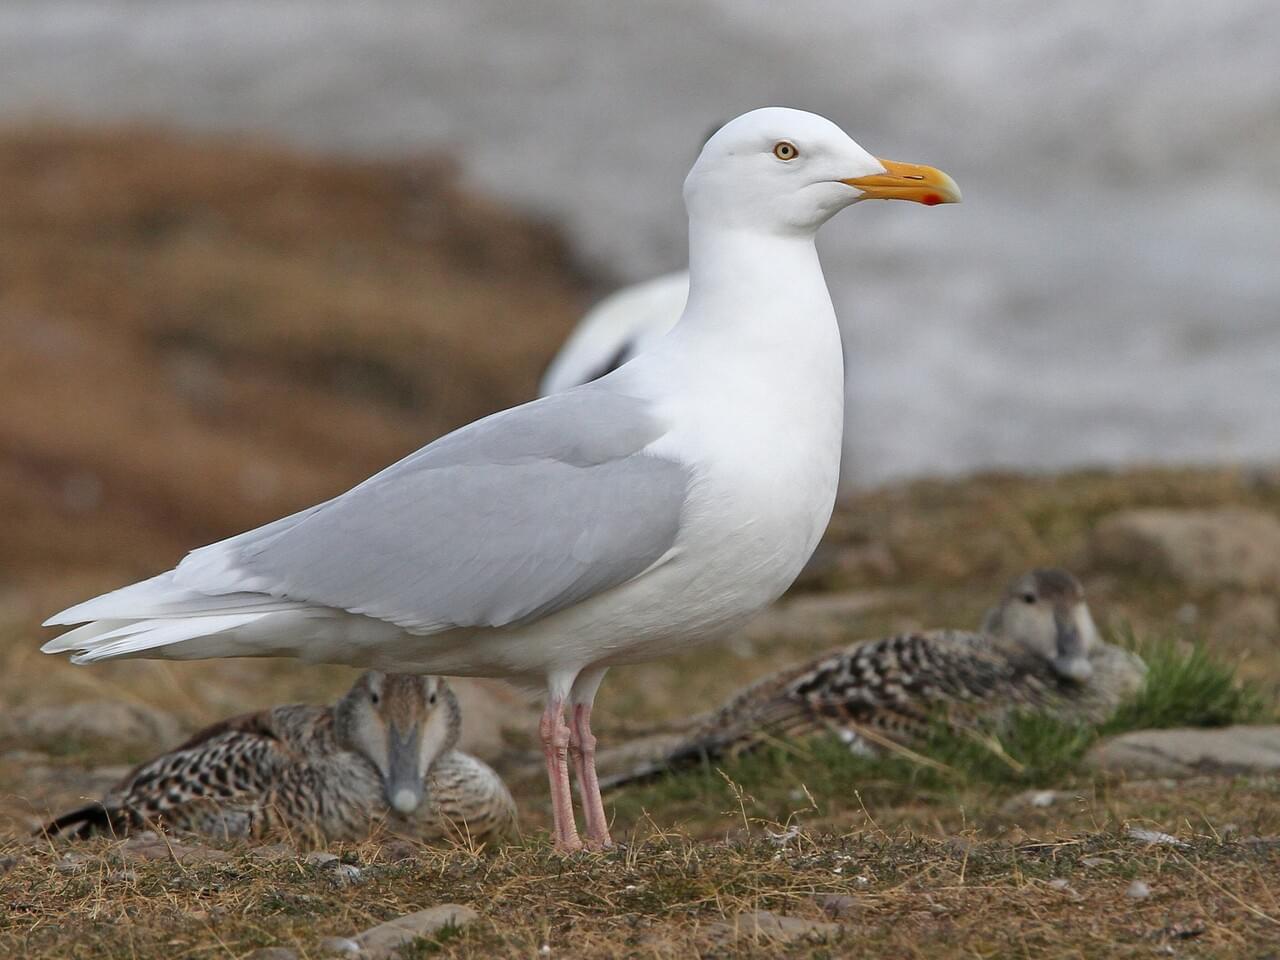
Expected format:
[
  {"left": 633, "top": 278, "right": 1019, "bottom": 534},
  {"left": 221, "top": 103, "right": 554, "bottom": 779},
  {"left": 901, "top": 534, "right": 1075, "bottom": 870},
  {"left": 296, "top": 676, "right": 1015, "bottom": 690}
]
[
  {"left": 1051, "top": 609, "right": 1093, "bottom": 683},
  {"left": 841, "top": 159, "right": 962, "bottom": 206},
  {"left": 385, "top": 725, "right": 424, "bottom": 815}
]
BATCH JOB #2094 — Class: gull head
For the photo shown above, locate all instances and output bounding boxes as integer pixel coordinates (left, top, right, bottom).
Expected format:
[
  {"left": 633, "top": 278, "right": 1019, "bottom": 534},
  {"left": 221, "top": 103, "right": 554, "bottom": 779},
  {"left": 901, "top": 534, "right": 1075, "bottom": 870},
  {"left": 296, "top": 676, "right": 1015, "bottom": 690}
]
[
  {"left": 982, "top": 568, "right": 1099, "bottom": 683},
  {"left": 683, "top": 107, "right": 960, "bottom": 236},
  {"left": 334, "top": 672, "right": 461, "bottom": 816}
]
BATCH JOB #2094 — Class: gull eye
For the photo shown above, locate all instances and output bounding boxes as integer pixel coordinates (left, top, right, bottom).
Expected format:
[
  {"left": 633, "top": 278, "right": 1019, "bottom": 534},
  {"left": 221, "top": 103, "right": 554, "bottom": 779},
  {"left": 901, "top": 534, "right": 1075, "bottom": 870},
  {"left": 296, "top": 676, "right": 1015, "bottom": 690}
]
[
  {"left": 370, "top": 691, "right": 380, "bottom": 705},
  {"left": 773, "top": 140, "right": 798, "bottom": 161},
  {"left": 1021, "top": 593, "right": 1037, "bottom": 605},
  {"left": 428, "top": 692, "right": 438, "bottom": 706}
]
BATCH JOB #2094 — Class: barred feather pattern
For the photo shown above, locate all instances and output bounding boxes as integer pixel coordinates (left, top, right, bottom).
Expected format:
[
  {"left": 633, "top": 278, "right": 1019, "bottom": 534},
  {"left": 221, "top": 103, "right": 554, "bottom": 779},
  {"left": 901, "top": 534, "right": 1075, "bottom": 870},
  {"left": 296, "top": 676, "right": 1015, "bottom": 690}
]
[
  {"left": 601, "top": 630, "right": 1145, "bottom": 788},
  {"left": 43, "top": 700, "right": 515, "bottom": 843}
]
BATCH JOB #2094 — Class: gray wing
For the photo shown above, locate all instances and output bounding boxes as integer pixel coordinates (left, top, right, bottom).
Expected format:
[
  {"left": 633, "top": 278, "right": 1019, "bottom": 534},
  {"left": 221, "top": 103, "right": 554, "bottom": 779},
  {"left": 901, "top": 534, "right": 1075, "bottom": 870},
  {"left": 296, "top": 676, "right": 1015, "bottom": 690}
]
[{"left": 174, "top": 388, "right": 688, "bottom": 633}]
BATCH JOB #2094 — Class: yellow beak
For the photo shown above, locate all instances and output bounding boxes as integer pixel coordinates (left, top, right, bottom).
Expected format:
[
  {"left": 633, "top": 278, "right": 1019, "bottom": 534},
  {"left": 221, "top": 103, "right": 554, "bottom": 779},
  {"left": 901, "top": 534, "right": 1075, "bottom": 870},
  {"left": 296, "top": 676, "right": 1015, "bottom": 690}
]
[{"left": 841, "top": 159, "right": 962, "bottom": 205}]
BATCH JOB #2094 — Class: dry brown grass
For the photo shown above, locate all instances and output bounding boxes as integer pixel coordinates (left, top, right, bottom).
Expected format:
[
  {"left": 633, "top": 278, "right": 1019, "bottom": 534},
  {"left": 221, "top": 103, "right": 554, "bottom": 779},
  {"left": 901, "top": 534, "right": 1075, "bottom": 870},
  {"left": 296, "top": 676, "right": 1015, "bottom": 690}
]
[{"left": 4, "top": 818, "right": 1278, "bottom": 958}]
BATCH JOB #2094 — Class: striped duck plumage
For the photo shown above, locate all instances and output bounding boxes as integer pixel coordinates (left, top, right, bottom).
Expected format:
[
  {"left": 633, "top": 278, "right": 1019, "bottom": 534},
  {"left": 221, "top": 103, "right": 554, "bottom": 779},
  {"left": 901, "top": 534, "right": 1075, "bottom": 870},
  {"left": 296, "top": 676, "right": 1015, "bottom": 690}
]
[
  {"left": 42, "top": 672, "right": 515, "bottom": 843},
  {"left": 600, "top": 568, "right": 1146, "bottom": 788}
]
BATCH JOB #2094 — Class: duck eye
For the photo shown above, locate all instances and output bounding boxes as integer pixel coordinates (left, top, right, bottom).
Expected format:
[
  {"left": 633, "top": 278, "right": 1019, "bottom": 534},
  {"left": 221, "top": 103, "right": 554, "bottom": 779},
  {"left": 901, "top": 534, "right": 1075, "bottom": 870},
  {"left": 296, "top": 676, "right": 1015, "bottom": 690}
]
[
  {"left": 1021, "top": 593, "right": 1037, "bottom": 605},
  {"left": 370, "top": 691, "right": 380, "bottom": 705},
  {"left": 773, "top": 140, "right": 798, "bottom": 161},
  {"left": 428, "top": 692, "right": 438, "bottom": 706}
]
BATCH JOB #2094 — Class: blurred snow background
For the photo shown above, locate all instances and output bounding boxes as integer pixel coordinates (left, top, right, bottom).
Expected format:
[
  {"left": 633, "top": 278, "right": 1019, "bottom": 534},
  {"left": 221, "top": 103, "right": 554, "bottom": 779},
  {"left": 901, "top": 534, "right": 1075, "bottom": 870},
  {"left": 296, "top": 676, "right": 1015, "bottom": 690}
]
[{"left": 1, "top": 0, "right": 1276, "bottom": 485}]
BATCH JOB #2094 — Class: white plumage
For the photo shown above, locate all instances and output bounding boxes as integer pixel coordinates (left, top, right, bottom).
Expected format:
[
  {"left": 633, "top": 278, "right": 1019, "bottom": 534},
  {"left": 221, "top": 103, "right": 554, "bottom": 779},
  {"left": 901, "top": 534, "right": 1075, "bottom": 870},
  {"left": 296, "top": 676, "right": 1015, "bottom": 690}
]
[
  {"left": 539, "top": 270, "right": 689, "bottom": 395},
  {"left": 43, "top": 107, "right": 960, "bottom": 850}
]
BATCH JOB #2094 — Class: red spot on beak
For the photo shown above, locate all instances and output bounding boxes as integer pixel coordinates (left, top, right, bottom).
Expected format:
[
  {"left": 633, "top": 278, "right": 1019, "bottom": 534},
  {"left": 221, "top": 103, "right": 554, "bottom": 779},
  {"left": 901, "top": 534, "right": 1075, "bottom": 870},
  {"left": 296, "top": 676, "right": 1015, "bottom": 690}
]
[{"left": 921, "top": 193, "right": 943, "bottom": 206}]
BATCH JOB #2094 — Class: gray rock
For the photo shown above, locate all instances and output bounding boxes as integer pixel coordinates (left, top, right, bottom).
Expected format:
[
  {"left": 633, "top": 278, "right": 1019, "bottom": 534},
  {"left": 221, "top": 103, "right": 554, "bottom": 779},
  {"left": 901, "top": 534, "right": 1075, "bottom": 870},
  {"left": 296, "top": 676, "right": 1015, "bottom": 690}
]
[
  {"left": 1215, "top": 593, "right": 1280, "bottom": 642},
  {"left": 739, "top": 591, "right": 896, "bottom": 648},
  {"left": 705, "top": 910, "right": 842, "bottom": 945},
  {"left": 355, "top": 904, "right": 478, "bottom": 958},
  {"left": 245, "top": 950, "right": 298, "bottom": 960},
  {"left": 327, "top": 863, "right": 363, "bottom": 886},
  {"left": 318, "top": 936, "right": 361, "bottom": 957},
  {"left": 304, "top": 851, "right": 339, "bottom": 867},
  {"left": 1086, "top": 726, "right": 1280, "bottom": 778},
  {"left": 56, "top": 851, "right": 91, "bottom": 874},
  {"left": 1001, "top": 789, "right": 1069, "bottom": 814},
  {"left": 814, "top": 894, "right": 860, "bottom": 918},
  {"left": 449, "top": 679, "right": 536, "bottom": 762},
  {"left": 1126, "top": 827, "right": 1189, "bottom": 848},
  {"left": 118, "top": 834, "right": 232, "bottom": 864},
  {"left": 1090, "top": 507, "right": 1280, "bottom": 590},
  {"left": 249, "top": 843, "right": 296, "bottom": 862},
  {"left": 0, "top": 699, "right": 183, "bottom": 751},
  {"left": 1125, "top": 880, "right": 1151, "bottom": 900}
]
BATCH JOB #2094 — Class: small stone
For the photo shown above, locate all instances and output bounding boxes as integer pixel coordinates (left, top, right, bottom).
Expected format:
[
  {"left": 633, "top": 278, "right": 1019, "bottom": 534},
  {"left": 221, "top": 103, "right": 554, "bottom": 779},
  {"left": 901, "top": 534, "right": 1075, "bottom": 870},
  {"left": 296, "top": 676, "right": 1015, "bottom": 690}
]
[
  {"left": 814, "top": 894, "right": 859, "bottom": 918},
  {"left": 245, "top": 950, "right": 298, "bottom": 960},
  {"left": 318, "top": 936, "right": 361, "bottom": 956},
  {"left": 1081, "top": 857, "right": 1112, "bottom": 868},
  {"left": 119, "top": 834, "right": 231, "bottom": 864},
  {"left": 0, "top": 701, "right": 185, "bottom": 757},
  {"left": 1090, "top": 507, "right": 1280, "bottom": 590},
  {"left": 705, "top": 910, "right": 842, "bottom": 945},
  {"left": 740, "top": 591, "right": 894, "bottom": 647},
  {"left": 1001, "top": 789, "right": 1064, "bottom": 814},
  {"left": 1215, "top": 593, "right": 1279, "bottom": 641},
  {"left": 377, "top": 839, "right": 418, "bottom": 863},
  {"left": 328, "top": 864, "right": 363, "bottom": 886},
  {"left": 1126, "top": 880, "right": 1152, "bottom": 900},
  {"left": 250, "top": 843, "right": 295, "bottom": 862},
  {"left": 56, "top": 852, "right": 91, "bottom": 874},
  {"left": 1126, "top": 827, "right": 1189, "bottom": 848},
  {"left": 1087, "top": 727, "right": 1280, "bottom": 778},
  {"left": 1159, "top": 919, "right": 1207, "bottom": 941},
  {"left": 766, "top": 825, "right": 800, "bottom": 846},
  {"left": 304, "top": 852, "right": 340, "bottom": 867},
  {"left": 1002, "top": 826, "right": 1030, "bottom": 845},
  {"left": 1049, "top": 879, "right": 1071, "bottom": 891},
  {"left": 355, "top": 905, "right": 479, "bottom": 958},
  {"left": 449, "top": 679, "right": 538, "bottom": 762},
  {"left": 0, "top": 700, "right": 183, "bottom": 751}
]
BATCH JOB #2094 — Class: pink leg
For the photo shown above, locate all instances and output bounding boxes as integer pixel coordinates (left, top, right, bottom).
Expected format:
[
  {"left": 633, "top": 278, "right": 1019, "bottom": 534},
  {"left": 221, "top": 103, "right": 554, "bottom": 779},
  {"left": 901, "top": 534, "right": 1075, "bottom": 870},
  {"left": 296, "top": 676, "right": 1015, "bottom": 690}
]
[
  {"left": 539, "top": 699, "right": 582, "bottom": 852},
  {"left": 570, "top": 703, "right": 612, "bottom": 849}
]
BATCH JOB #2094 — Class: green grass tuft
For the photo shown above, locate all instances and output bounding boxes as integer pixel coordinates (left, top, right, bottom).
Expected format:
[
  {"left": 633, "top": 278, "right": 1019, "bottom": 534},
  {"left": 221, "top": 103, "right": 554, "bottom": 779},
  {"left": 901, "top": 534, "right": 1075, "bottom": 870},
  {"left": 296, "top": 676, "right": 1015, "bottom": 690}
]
[{"left": 1102, "top": 625, "right": 1271, "bottom": 733}]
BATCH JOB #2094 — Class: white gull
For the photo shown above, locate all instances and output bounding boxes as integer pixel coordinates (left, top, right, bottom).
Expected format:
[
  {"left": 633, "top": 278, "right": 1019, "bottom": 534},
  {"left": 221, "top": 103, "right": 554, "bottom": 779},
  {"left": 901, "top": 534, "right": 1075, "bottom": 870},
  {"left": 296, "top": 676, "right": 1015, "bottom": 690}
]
[
  {"left": 42, "top": 107, "right": 960, "bottom": 851},
  {"left": 539, "top": 270, "right": 689, "bottom": 396}
]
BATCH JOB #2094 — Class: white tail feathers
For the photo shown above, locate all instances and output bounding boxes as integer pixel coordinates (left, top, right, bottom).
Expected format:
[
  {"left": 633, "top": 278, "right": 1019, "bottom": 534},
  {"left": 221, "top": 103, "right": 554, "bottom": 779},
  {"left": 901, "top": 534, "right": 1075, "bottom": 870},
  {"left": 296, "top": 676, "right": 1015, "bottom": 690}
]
[
  {"left": 42, "top": 568, "right": 317, "bottom": 664},
  {"left": 56, "top": 613, "right": 270, "bottom": 664}
]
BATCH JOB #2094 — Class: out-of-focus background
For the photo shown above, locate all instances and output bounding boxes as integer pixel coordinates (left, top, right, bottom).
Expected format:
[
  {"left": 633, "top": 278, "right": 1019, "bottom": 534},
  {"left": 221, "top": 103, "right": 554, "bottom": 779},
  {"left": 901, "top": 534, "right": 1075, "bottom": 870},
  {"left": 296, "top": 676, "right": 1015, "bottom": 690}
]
[
  {"left": 3, "top": 1, "right": 1279, "bottom": 482},
  {"left": 1, "top": 0, "right": 1277, "bottom": 726}
]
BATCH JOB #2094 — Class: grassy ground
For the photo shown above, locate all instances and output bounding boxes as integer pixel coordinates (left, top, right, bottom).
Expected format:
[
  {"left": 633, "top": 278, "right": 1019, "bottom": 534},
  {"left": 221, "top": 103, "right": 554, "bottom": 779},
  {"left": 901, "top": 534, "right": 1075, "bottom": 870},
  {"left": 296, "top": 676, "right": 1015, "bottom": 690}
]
[
  {"left": 4, "top": 819, "right": 1279, "bottom": 957},
  {"left": 4, "top": 467, "right": 1278, "bottom": 958}
]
